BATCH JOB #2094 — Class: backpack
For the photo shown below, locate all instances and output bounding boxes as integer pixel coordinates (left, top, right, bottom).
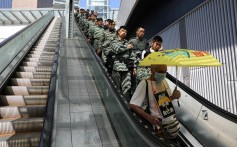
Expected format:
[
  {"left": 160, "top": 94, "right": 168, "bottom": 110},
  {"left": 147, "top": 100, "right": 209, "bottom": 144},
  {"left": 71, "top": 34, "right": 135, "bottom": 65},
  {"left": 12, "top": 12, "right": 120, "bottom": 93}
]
[
  {"left": 143, "top": 49, "right": 151, "bottom": 58},
  {"left": 143, "top": 80, "right": 180, "bottom": 139}
]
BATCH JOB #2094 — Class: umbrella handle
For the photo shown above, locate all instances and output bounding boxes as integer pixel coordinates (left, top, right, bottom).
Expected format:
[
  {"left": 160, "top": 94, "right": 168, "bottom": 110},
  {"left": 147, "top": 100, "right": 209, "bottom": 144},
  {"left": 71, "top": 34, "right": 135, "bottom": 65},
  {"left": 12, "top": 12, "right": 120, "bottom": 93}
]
[
  {"left": 174, "top": 85, "right": 180, "bottom": 107},
  {"left": 175, "top": 66, "right": 180, "bottom": 107}
]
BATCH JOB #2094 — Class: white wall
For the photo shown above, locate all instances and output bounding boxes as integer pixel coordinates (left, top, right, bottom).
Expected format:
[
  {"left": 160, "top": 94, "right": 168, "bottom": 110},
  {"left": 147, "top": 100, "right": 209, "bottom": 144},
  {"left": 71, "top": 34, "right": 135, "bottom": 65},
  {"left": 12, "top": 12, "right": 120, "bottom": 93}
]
[{"left": 0, "top": 26, "right": 26, "bottom": 43}]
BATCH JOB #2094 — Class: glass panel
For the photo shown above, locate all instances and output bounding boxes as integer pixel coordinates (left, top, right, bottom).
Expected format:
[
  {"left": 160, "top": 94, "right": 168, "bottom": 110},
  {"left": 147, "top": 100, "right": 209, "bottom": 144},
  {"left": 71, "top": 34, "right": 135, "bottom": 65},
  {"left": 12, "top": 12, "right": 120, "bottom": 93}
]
[{"left": 167, "top": 79, "right": 237, "bottom": 146}]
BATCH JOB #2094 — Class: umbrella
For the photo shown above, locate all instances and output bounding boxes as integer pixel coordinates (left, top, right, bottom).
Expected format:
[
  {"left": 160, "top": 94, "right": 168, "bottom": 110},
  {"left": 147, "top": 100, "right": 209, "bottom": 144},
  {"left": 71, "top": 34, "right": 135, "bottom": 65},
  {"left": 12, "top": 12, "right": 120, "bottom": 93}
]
[
  {"left": 138, "top": 48, "right": 222, "bottom": 106},
  {"left": 139, "top": 48, "right": 222, "bottom": 67}
]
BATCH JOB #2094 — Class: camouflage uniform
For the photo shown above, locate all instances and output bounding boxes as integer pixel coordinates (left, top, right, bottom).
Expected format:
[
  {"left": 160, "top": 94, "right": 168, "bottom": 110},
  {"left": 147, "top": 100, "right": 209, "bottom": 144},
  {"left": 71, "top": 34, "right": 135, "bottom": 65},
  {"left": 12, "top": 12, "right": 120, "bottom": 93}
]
[
  {"left": 92, "top": 25, "right": 104, "bottom": 50},
  {"left": 129, "top": 37, "right": 149, "bottom": 96},
  {"left": 100, "top": 30, "right": 116, "bottom": 62},
  {"left": 110, "top": 38, "right": 136, "bottom": 100},
  {"left": 88, "top": 22, "right": 97, "bottom": 44},
  {"left": 129, "top": 37, "right": 149, "bottom": 61},
  {"left": 78, "top": 14, "right": 86, "bottom": 29},
  {"left": 82, "top": 18, "right": 89, "bottom": 34}
]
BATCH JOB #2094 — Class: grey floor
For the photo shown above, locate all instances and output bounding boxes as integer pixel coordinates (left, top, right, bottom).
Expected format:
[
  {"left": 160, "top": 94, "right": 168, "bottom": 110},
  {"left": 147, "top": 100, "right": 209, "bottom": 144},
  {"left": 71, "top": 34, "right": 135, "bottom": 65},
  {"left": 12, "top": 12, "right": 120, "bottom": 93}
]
[{"left": 52, "top": 24, "right": 119, "bottom": 147}]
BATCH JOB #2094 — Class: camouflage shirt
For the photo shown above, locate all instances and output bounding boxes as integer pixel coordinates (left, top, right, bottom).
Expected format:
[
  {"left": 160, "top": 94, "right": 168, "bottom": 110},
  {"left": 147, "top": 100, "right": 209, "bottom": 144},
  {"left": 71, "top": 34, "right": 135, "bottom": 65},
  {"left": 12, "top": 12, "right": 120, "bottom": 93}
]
[
  {"left": 93, "top": 25, "right": 104, "bottom": 40},
  {"left": 88, "top": 22, "right": 97, "bottom": 39},
  {"left": 110, "top": 38, "right": 136, "bottom": 71},
  {"left": 92, "top": 25, "right": 104, "bottom": 49},
  {"left": 100, "top": 29, "right": 116, "bottom": 51},
  {"left": 129, "top": 37, "right": 149, "bottom": 60}
]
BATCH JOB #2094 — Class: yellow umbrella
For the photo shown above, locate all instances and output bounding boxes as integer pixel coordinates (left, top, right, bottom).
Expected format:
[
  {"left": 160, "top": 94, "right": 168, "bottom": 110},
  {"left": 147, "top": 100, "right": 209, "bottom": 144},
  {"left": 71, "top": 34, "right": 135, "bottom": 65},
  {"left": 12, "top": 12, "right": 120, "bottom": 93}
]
[
  {"left": 139, "top": 48, "right": 222, "bottom": 67},
  {"left": 138, "top": 48, "right": 222, "bottom": 107}
]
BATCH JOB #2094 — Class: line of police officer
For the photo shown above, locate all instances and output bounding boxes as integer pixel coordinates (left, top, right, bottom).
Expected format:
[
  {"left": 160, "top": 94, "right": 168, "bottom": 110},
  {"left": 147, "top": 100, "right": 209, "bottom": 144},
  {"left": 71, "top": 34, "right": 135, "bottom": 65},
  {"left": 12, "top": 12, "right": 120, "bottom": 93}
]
[{"left": 75, "top": 9, "right": 163, "bottom": 101}]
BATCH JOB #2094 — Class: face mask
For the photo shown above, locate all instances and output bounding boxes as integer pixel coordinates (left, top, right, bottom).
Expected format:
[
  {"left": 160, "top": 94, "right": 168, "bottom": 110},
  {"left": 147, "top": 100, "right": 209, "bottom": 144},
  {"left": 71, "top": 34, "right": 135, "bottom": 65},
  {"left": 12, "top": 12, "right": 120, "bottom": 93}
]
[{"left": 154, "top": 72, "right": 166, "bottom": 83}]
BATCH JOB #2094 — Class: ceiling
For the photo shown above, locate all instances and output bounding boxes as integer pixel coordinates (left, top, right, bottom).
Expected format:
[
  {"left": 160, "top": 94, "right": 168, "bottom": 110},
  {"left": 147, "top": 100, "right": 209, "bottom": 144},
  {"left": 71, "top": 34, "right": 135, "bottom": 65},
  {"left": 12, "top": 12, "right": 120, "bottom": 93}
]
[{"left": 0, "top": 9, "right": 53, "bottom": 26}]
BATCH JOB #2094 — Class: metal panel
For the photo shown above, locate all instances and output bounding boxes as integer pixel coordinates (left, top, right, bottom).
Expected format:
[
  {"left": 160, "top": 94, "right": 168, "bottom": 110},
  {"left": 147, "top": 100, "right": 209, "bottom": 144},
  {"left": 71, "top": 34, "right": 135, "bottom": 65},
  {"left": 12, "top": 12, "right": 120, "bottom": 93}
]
[
  {"left": 158, "top": 23, "right": 180, "bottom": 50},
  {"left": 0, "top": 0, "right": 12, "bottom": 8},
  {"left": 154, "top": 23, "right": 186, "bottom": 83},
  {"left": 184, "top": 0, "right": 237, "bottom": 114},
  {"left": 152, "top": 0, "right": 237, "bottom": 114}
]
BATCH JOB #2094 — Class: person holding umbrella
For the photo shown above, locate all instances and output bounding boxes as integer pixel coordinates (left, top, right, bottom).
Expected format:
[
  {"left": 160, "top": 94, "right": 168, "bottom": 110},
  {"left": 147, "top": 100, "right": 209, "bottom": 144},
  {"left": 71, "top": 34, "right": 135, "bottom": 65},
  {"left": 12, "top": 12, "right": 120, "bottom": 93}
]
[{"left": 130, "top": 64, "right": 181, "bottom": 139}]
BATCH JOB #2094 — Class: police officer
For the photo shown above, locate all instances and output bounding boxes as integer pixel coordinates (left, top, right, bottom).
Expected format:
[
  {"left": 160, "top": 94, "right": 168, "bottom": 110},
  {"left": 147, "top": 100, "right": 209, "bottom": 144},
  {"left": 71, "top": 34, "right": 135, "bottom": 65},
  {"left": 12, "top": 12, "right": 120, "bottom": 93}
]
[
  {"left": 92, "top": 18, "right": 104, "bottom": 56},
  {"left": 100, "top": 20, "right": 117, "bottom": 75},
  {"left": 110, "top": 26, "right": 136, "bottom": 100},
  {"left": 129, "top": 27, "right": 149, "bottom": 60},
  {"left": 87, "top": 14, "right": 97, "bottom": 43},
  {"left": 129, "top": 27, "right": 149, "bottom": 96}
]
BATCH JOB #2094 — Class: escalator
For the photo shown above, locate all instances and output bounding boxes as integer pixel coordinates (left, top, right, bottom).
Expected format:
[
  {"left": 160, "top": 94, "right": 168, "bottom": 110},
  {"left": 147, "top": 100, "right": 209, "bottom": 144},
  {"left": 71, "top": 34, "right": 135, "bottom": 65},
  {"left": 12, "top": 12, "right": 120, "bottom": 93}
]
[
  {"left": 0, "top": 18, "right": 61, "bottom": 146},
  {"left": 1, "top": 14, "right": 235, "bottom": 146},
  {"left": 75, "top": 20, "right": 237, "bottom": 147}
]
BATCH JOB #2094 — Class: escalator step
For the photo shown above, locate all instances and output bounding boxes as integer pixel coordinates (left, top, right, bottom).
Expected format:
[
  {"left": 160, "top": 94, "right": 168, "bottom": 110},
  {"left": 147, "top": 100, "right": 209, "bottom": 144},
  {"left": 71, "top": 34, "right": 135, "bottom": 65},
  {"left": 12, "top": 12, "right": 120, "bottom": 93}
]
[
  {"left": 19, "top": 66, "right": 52, "bottom": 72},
  {"left": 0, "top": 118, "right": 43, "bottom": 134},
  {"left": 33, "top": 48, "right": 56, "bottom": 52},
  {"left": 0, "top": 132, "right": 41, "bottom": 147},
  {"left": 0, "top": 95, "right": 47, "bottom": 106},
  {"left": 24, "top": 58, "right": 53, "bottom": 62},
  {"left": 10, "top": 79, "right": 50, "bottom": 86},
  {"left": 28, "top": 54, "right": 54, "bottom": 59},
  {"left": 0, "top": 105, "right": 45, "bottom": 118},
  {"left": 2, "top": 86, "right": 49, "bottom": 95},
  {"left": 21, "top": 61, "right": 52, "bottom": 67},
  {"left": 30, "top": 51, "right": 55, "bottom": 55},
  {"left": 15, "top": 72, "right": 51, "bottom": 79}
]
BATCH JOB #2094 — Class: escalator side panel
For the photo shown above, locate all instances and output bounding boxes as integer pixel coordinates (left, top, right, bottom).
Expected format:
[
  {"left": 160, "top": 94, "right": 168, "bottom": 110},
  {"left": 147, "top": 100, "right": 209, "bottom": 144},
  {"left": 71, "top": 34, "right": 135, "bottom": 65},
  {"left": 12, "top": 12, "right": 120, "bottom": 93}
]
[{"left": 167, "top": 80, "right": 237, "bottom": 147}]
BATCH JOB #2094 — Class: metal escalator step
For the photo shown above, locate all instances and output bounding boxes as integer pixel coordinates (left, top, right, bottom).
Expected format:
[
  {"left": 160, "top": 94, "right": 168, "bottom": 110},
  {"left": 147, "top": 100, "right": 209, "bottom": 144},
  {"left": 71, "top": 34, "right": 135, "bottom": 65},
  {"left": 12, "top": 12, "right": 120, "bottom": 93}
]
[
  {"left": 3, "top": 86, "right": 49, "bottom": 95},
  {"left": 30, "top": 51, "right": 55, "bottom": 55},
  {"left": 15, "top": 72, "right": 51, "bottom": 79},
  {"left": 32, "top": 46, "right": 44, "bottom": 50},
  {"left": 19, "top": 66, "right": 52, "bottom": 72},
  {"left": 22, "top": 61, "right": 52, "bottom": 67},
  {"left": 0, "top": 95, "right": 47, "bottom": 106},
  {"left": 24, "top": 57, "right": 53, "bottom": 62},
  {"left": 46, "top": 38, "right": 59, "bottom": 41},
  {"left": 21, "top": 62, "right": 38, "bottom": 67},
  {"left": 10, "top": 79, "right": 50, "bottom": 86},
  {"left": 47, "top": 39, "right": 59, "bottom": 42},
  {"left": 28, "top": 54, "right": 54, "bottom": 59},
  {"left": 45, "top": 45, "right": 57, "bottom": 48},
  {"left": 32, "top": 48, "right": 56, "bottom": 52},
  {"left": 0, "top": 105, "right": 45, "bottom": 118},
  {"left": 0, "top": 118, "right": 43, "bottom": 134},
  {"left": 0, "top": 132, "right": 41, "bottom": 147}
]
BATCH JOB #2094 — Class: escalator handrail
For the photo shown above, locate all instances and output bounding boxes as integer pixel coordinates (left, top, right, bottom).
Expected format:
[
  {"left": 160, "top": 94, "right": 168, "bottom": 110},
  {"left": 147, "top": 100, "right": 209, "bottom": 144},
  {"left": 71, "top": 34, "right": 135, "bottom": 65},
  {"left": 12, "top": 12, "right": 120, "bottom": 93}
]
[
  {"left": 85, "top": 41, "right": 174, "bottom": 147},
  {"left": 166, "top": 73, "right": 237, "bottom": 123},
  {"left": 0, "top": 10, "right": 53, "bottom": 47},
  {"left": 75, "top": 22, "right": 180, "bottom": 146},
  {"left": 38, "top": 22, "right": 61, "bottom": 147}
]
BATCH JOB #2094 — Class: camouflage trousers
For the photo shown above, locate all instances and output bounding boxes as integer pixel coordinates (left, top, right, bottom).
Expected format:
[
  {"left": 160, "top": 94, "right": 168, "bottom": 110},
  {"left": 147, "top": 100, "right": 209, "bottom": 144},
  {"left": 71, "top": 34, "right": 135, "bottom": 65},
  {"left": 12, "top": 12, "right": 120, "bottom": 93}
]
[
  {"left": 93, "top": 39, "right": 99, "bottom": 50},
  {"left": 112, "top": 70, "right": 131, "bottom": 101}
]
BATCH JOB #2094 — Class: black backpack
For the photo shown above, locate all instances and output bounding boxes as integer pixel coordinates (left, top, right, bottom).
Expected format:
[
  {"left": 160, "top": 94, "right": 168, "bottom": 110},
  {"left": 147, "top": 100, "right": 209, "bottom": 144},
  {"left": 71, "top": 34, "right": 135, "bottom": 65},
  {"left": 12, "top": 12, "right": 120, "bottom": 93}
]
[{"left": 143, "top": 49, "right": 151, "bottom": 58}]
